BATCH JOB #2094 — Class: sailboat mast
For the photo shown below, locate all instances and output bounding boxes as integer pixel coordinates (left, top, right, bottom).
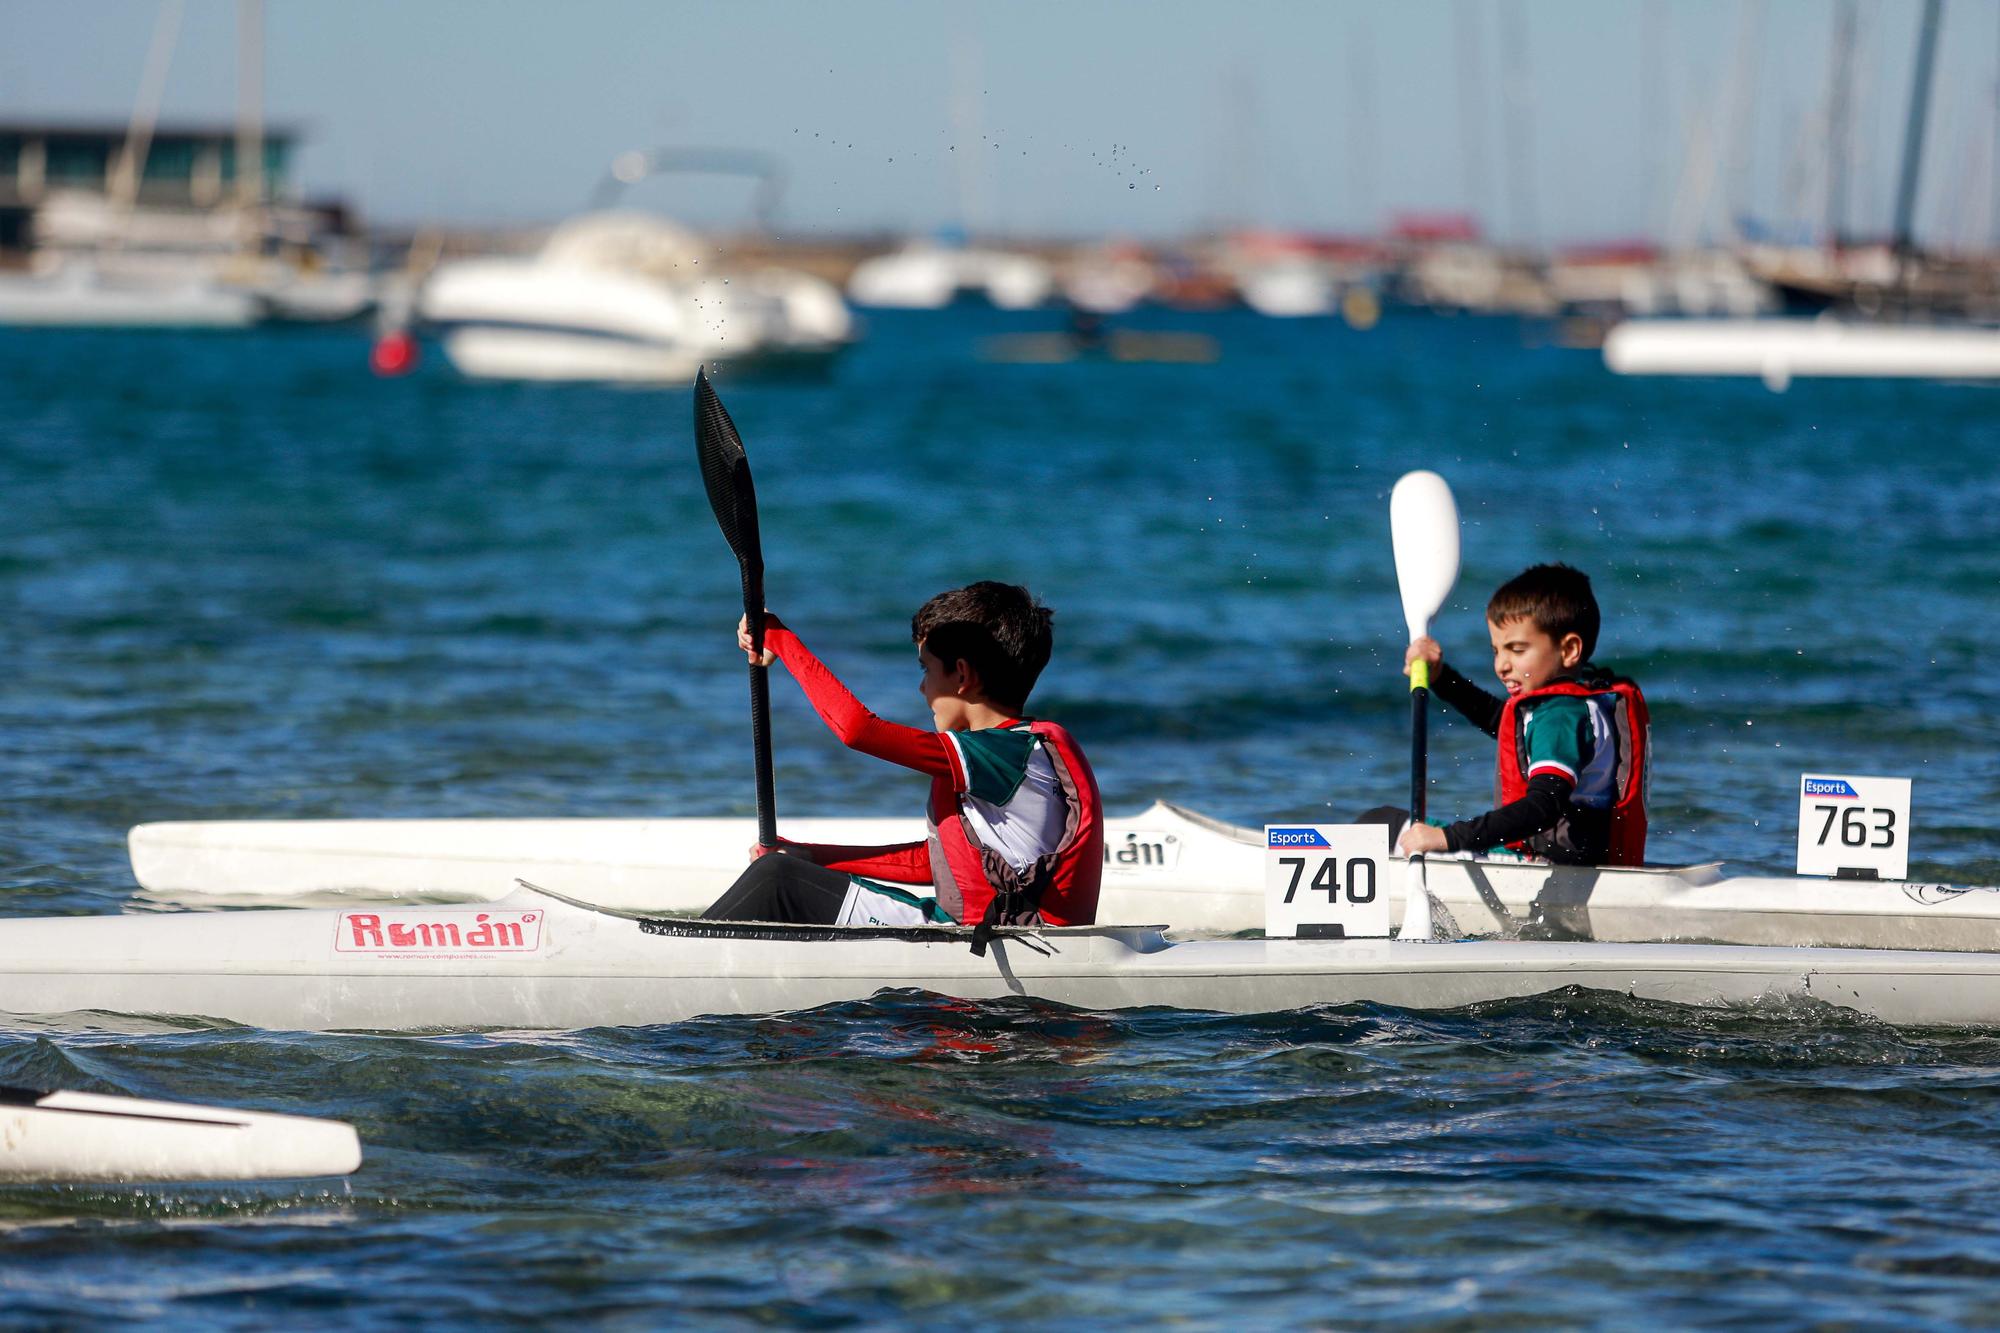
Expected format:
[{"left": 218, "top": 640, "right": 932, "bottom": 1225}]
[
  {"left": 117, "top": 0, "right": 185, "bottom": 210},
  {"left": 1993, "top": 1, "right": 2000, "bottom": 250},
  {"left": 1720, "top": 0, "right": 1766, "bottom": 244},
  {"left": 236, "top": 0, "right": 265, "bottom": 214},
  {"left": 1891, "top": 0, "right": 1943, "bottom": 260},
  {"left": 1825, "top": 0, "right": 1856, "bottom": 247}
]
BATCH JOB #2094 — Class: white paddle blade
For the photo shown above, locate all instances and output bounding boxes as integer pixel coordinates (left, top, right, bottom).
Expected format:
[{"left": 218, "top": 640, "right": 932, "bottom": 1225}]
[{"left": 1390, "top": 470, "right": 1461, "bottom": 641}]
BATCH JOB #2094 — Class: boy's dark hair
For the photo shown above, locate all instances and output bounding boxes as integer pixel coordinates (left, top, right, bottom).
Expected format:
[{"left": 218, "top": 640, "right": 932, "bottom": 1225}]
[
  {"left": 911, "top": 581, "right": 1054, "bottom": 710},
  {"left": 1487, "top": 563, "right": 1599, "bottom": 659}
]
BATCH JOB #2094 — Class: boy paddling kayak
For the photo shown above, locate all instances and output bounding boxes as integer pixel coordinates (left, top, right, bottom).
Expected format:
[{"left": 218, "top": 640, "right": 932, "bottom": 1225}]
[
  {"left": 1398, "top": 563, "right": 1651, "bottom": 866},
  {"left": 702, "top": 582, "right": 1105, "bottom": 930}
]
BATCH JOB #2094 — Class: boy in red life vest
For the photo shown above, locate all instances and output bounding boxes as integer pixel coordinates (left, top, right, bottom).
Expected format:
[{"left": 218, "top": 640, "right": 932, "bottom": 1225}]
[
  {"left": 1397, "top": 563, "right": 1651, "bottom": 866},
  {"left": 701, "top": 581, "right": 1105, "bottom": 930}
]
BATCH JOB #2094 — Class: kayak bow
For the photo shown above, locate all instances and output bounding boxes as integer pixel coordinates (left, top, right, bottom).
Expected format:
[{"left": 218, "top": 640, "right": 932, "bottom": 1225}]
[{"left": 0, "top": 1085, "right": 362, "bottom": 1183}]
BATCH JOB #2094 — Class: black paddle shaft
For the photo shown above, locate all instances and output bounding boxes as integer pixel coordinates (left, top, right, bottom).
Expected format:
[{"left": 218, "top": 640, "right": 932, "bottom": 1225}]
[
  {"left": 1409, "top": 685, "right": 1429, "bottom": 825},
  {"left": 693, "top": 370, "right": 778, "bottom": 848}
]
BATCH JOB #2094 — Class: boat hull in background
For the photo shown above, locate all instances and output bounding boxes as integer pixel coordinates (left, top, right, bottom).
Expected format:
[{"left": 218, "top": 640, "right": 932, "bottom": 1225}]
[
  {"left": 127, "top": 802, "right": 2000, "bottom": 950},
  {"left": 1604, "top": 317, "right": 2000, "bottom": 389}
]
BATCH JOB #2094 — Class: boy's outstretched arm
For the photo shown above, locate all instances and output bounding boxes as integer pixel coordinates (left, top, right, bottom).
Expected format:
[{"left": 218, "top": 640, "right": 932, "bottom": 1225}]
[
  {"left": 760, "top": 838, "right": 934, "bottom": 884},
  {"left": 1406, "top": 637, "right": 1504, "bottom": 736},
  {"left": 739, "top": 613, "right": 957, "bottom": 779},
  {"left": 732, "top": 615, "right": 978, "bottom": 886}
]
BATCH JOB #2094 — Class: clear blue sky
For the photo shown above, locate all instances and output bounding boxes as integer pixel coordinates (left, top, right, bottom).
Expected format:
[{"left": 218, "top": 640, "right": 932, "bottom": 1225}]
[{"left": 4, "top": 0, "right": 1996, "bottom": 247}]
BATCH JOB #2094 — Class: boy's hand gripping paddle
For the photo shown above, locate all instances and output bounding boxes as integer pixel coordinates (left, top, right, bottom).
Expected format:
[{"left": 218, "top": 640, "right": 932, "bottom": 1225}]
[
  {"left": 1389, "top": 470, "right": 1461, "bottom": 941},
  {"left": 693, "top": 369, "right": 778, "bottom": 848}
]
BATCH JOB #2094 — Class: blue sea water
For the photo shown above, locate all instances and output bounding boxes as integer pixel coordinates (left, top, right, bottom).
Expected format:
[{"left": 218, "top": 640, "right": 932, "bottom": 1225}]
[{"left": 0, "top": 309, "right": 1997, "bottom": 1325}]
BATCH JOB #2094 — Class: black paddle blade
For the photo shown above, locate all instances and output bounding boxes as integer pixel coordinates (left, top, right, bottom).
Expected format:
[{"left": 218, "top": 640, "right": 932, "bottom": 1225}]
[
  {"left": 693, "top": 368, "right": 764, "bottom": 583},
  {"left": 693, "top": 369, "right": 780, "bottom": 846}
]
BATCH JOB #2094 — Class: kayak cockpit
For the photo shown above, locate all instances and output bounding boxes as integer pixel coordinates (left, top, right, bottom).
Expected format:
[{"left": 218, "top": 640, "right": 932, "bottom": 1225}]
[
  {"left": 633, "top": 915, "right": 1174, "bottom": 954},
  {"left": 519, "top": 877, "right": 1174, "bottom": 953}
]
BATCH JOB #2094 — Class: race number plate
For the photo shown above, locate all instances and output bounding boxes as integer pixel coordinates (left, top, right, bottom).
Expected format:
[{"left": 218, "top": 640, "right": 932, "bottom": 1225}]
[
  {"left": 1264, "top": 825, "right": 1390, "bottom": 939},
  {"left": 1796, "top": 774, "right": 1911, "bottom": 881}
]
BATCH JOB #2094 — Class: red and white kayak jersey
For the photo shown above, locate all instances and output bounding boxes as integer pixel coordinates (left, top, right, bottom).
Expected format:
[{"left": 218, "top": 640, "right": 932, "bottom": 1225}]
[{"left": 764, "top": 625, "right": 1104, "bottom": 925}]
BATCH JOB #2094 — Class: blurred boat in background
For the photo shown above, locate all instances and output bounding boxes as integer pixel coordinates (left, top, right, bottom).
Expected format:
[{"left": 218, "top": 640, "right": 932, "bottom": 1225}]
[
  {"left": 1057, "top": 243, "right": 1157, "bottom": 314},
  {"left": 1235, "top": 257, "right": 1336, "bottom": 318},
  {"left": 0, "top": 189, "right": 375, "bottom": 329},
  {"left": 417, "top": 149, "right": 854, "bottom": 383},
  {"left": 0, "top": 252, "right": 259, "bottom": 328},
  {"left": 1604, "top": 316, "right": 2000, "bottom": 391},
  {"left": 847, "top": 237, "right": 1054, "bottom": 310},
  {"left": 0, "top": 1, "right": 379, "bottom": 331},
  {"left": 420, "top": 211, "right": 852, "bottom": 383},
  {"left": 1599, "top": 0, "right": 2000, "bottom": 387},
  {"left": 1548, "top": 243, "right": 1772, "bottom": 320}
]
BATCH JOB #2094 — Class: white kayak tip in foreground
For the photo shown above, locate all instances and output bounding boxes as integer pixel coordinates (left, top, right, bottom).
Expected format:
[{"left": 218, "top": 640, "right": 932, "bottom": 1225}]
[{"left": 0, "top": 1085, "right": 363, "bottom": 1184}]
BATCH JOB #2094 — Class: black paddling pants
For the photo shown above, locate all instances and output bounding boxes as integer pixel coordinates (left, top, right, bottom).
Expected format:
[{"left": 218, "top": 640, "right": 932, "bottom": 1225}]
[{"left": 701, "top": 853, "right": 851, "bottom": 925}]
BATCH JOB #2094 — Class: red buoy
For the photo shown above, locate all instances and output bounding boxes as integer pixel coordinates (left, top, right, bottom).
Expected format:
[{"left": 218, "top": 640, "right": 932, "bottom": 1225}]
[{"left": 370, "top": 329, "right": 418, "bottom": 377}]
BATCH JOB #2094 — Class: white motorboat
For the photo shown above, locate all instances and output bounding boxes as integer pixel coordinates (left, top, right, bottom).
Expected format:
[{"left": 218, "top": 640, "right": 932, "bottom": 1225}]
[
  {"left": 251, "top": 264, "right": 377, "bottom": 326},
  {"left": 0, "top": 255, "right": 374, "bottom": 330},
  {"left": 1058, "top": 248, "right": 1158, "bottom": 314},
  {"left": 127, "top": 801, "right": 2000, "bottom": 951},
  {"left": 1603, "top": 317, "right": 2000, "bottom": 390},
  {"left": 1236, "top": 260, "right": 1338, "bottom": 318},
  {"left": 419, "top": 211, "right": 853, "bottom": 384},
  {"left": 847, "top": 242, "right": 1054, "bottom": 310},
  {"left": 2, "top": 889, "right": 1999, "bottom": 1033},
  {"left": 0, "top": 1085, "right": 362, "bottom": 1183},
  {"left": 0, "top": 256, "right": 260, "bottom": 329},
  {"left": 0, "top": 191, "right": 378, "bottom": 330}
]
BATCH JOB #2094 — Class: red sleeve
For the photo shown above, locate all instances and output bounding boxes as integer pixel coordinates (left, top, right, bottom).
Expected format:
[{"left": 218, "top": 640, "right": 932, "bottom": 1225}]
[
  {"left": 818, "top": 840, "right": 934, "bottom": 884},
  {"left": 766, "top": 625, "right": 961, "bottom": 782}
]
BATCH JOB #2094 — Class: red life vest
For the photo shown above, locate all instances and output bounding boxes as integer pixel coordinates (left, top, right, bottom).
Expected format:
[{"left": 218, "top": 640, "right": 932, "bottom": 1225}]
[
  {"left": 925, "top": 719, "right": 1104, "bottom": 927},
  {"left": 1493, "top": 673, "right": 1651, "bottom": 865}
]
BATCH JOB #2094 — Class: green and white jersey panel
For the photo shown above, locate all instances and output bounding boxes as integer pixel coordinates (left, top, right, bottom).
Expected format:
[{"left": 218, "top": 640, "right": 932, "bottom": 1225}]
[
  {"left": 837, "top": 878, "right": 954, "bottom": 927},
  {"left": 1519, "top": 694, "right": 1619, "bottom": 810},
  {"left": 943, "top": 726, "right": 1069, "bottom": 874}
]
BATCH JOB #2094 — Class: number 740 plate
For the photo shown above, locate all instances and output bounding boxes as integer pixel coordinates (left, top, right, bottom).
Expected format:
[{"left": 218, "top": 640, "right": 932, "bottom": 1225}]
[{"left": 1263, "top": 825, "right": 1392, "bottom": 938}]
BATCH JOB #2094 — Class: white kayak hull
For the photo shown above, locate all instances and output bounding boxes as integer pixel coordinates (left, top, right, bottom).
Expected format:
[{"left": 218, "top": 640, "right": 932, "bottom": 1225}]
[
  {"left": 0, "top": 1087, "right": 362, "bottom": 1183},
  {"left": 128, "top": 802, "right": 2000, "bottom": 951},
  {"left": 129, "top": 802, "right": 1263, "bottom": 930},
  {"left": 5, "top": 891, "right": 2000, "bottom": 1032}
]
